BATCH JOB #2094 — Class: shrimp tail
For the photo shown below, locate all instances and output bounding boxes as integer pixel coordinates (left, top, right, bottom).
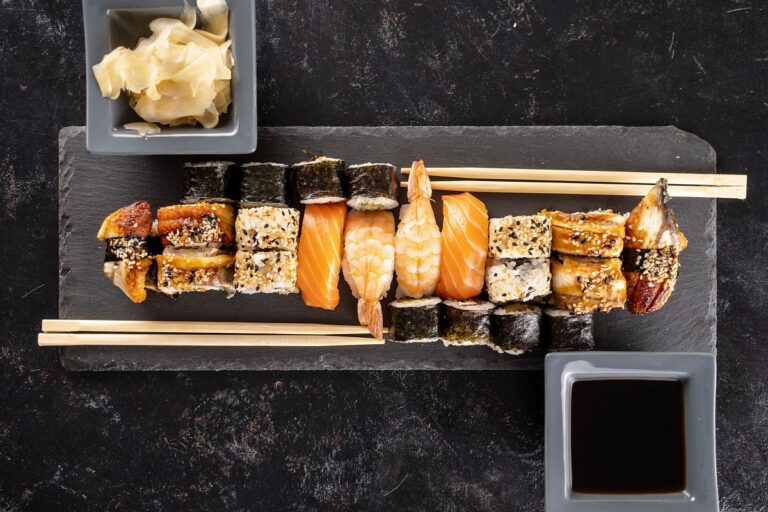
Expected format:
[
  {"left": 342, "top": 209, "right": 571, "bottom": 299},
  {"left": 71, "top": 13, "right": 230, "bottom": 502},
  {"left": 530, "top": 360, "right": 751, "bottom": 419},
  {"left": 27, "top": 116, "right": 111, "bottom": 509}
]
[
  {"left": 407, "top": 160, "right": 432, "bottom": 202},
  {"left": 357, "top": 299, "right": 383, "bottom": 340}
]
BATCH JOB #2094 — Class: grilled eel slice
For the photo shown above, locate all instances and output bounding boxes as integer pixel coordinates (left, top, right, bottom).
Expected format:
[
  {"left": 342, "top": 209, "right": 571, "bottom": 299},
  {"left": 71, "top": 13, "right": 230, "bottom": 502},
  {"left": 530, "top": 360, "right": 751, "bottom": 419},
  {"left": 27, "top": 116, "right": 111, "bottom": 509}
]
[
  {"left": 623, "top": 179, "right": 687, "bottom": 314},
  {"left": 97, "top": 201, "right": 153, "bottom": 239},
  {"left": 156, "top": 203, "right": 235, "bottom": 248},
  {"left": 540, "top": 209, "right": 627, "bottom": 258},
  {"left": 551, "top": 255, "right": 627, "bottom": 313},
  {"left": 156, "top": 248, "right": 235, "bottom": 294}
]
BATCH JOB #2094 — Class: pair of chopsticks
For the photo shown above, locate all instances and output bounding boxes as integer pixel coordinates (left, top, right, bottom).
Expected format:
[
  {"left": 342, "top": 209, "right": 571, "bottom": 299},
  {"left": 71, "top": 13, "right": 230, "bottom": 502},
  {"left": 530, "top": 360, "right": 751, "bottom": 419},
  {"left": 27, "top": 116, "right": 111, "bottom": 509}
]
[
  {"left": 39, "top": 320, "right": 384, "bottom": 347},
  {"left": 400, "top": 167, "right": 747, "bottom": 199}
]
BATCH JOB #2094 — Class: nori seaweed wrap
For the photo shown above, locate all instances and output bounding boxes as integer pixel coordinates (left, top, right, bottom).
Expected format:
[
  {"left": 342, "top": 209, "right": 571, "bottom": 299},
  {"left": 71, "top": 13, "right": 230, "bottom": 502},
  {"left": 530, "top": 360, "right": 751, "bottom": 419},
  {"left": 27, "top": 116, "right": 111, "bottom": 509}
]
[
  {"left": 543, "top": 308, "right": 594, "bottom": 352},
  {"left": 441, "top": 299, "right": 495, "bottom": 346},
  {"left": 346, "top": 163, "right": 399, "bottom": 210},
  {"left": 389, "top": 297, "right": 441, "bottom": 343},
  {"left": 290, "top": 157, "right": 346, "bottom": 204},
  {"left": 240, "top": 162, "right": 289, "bottom": 206},
  {"left": 182, "top": 161, "right": 237, "bottom": 204},
  {"left": 490, "top": 304, "right": 542, "bottom": 355}
]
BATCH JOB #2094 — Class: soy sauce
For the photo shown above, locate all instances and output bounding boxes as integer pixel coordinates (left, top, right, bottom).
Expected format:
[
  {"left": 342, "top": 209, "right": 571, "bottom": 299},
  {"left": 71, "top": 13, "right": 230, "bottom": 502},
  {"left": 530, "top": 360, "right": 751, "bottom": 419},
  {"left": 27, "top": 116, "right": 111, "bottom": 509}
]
[{"left": 570, "top": 379, "right": 685, "bottom": 494}]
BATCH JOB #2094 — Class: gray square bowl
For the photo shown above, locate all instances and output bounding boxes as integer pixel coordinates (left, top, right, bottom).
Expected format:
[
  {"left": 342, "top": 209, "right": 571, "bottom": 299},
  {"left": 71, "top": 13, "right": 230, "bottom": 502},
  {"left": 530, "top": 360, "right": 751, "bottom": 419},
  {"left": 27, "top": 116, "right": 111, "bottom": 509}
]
[
  {"left": 83, "top": 0, "right": 256, "bottom": 155},
  {"left": 545, "top": 352, "right": 718, "bottom": 512}
]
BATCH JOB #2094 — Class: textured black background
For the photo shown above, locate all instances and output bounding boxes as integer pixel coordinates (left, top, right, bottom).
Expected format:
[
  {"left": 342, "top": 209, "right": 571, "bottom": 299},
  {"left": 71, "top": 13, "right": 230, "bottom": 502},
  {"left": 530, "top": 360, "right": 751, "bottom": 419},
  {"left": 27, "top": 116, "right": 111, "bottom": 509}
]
[{"left": 1, "top": 1, "right": 766, "bottom": 510}]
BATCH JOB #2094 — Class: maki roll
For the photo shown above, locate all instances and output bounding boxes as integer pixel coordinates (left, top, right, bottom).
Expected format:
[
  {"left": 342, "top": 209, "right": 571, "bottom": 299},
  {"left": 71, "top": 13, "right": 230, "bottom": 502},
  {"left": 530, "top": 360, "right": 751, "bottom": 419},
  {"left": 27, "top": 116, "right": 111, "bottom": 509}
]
[
  {"left": 157, "top": 203, "right": 235, "bottom": 248},
  {"left": 182, "top": 161, "right": 237, "bottom": 204},
  {"left": 97, "top": 201, "right": 158, "bottom": 303},
  {"left": 488, "top": 214, "right": 551, "bottom": 260},
  {"left": 440, "top": 299, "right": 494, "bottom": 346},
  {"left": 550, "top": 255, "right": 626, "bottom": 313},
  {"left": 240, "top": 162, "right": 289, "bottom": 207},
  {"left": 486, "top": 258, "right": 551, "bottom": 304},
  {"left": 235, "top": 206, "right": 300, "bottom": 252},
  {"left": 544, "top": 308, "right": 594, "bottom": 352},
  {"left": 156, "top": 248, "right": 235, "bottom": 295},
  {"left": 490, "top": 304, "right": 542, "bottom": 355},
  {"left": 234, "top": 250, "right": 299, "bottom": 295},
  {"left": 623, "top": 179, "right": 688, "bottom": 314},
  {"left": 388, "top": 297, "right": 441, "bottom": 343},
  {"left": 291, "top": 157, "right": 346, "bottom": 204},
  {"left": 346, "top": 163, "right": 399, "bottom": 211},
  {"left": 540, "top": 209, "right": 626, "bottom": 258}
]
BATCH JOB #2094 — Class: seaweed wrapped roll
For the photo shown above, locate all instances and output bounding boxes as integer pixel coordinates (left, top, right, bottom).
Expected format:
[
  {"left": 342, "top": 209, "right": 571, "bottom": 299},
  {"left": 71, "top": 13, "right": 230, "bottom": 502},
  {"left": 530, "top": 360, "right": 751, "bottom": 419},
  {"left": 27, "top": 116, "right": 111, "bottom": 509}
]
[
  {"left": 346, "top": 163, "right": 399, "bottom": 210},
  {"left": 291, "top": 157, "right": 346, "bottom": 204},
  {"left": 240, "top": 162, "right": 289, "bottom": 207},
  {"left": 234, "top": 250, "right": 299, "bottom": 295},
  {"left": 236, "top": 206, "right": 300, "bottom": 252},
  {"left": 490, "top": 304, "right": 542, "bottom": 355},
  {"left": 182, "top": 161, "right": 237, "bottom": 204},
  {"left": 544, "top": 308, "right": 594, "bottom": 351},
  {"left": 440, "top": 299, "right": 494, "bottom": 346},
  {"left": 388, "top": 297, "right": 441, "bottom": 343}
]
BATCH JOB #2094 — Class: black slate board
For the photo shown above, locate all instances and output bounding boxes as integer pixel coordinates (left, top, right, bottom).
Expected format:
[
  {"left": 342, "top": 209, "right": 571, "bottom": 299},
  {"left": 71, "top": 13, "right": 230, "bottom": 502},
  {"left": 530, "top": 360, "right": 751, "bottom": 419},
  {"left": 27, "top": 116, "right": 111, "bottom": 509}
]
[{"left": 58, "top": 125, "right": 717, "bottom": 371}]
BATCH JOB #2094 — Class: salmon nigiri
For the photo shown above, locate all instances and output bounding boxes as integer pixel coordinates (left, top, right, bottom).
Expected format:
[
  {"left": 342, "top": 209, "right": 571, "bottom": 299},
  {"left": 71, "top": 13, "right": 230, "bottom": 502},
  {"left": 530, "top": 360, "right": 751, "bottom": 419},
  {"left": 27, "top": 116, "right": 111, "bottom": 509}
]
[
  {"left": 435, "top": 192, "right": 489, "bottom": 300},
  {"left": 341, "top": 210, "right": 396, "bottom": 339},
  {"left": 297, "top": 203, "right": 348, "bottom": 310},
  {"left": 394, "top": 160, "right": 441, "bottom": 298}
]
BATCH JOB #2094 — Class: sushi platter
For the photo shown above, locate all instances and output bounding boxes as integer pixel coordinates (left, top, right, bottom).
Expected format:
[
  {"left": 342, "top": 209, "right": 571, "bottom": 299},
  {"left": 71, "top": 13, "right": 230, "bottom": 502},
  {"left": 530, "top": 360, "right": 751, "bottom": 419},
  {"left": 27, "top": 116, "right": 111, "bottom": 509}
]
[{"left": 53, "top": 125, "right": 722, "bottom": 371}]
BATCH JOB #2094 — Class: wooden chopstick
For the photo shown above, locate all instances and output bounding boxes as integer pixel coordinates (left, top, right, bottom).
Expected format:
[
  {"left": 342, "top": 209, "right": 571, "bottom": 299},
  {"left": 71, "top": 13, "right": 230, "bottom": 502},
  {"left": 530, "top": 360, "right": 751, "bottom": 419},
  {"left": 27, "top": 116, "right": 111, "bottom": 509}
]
[
  {"left": 38, "top": 333, "right": 384, "bottom": 347},
  {"left": 401, "top": 166, "right": 747, "bottom": 187},
  {"left": 400, "top": 180, "right": 746, "bottom": 199},
  {"left": 42, "top": 319, "right": 380, "bottom": 336}
]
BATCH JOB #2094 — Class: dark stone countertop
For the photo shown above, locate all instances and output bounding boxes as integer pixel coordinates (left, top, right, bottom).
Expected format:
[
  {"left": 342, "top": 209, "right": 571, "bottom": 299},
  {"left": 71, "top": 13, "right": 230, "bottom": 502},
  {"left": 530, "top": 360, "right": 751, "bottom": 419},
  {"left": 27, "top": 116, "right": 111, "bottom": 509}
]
[{"left": 1, "top": 1, "right": 766, "bottom": 510}]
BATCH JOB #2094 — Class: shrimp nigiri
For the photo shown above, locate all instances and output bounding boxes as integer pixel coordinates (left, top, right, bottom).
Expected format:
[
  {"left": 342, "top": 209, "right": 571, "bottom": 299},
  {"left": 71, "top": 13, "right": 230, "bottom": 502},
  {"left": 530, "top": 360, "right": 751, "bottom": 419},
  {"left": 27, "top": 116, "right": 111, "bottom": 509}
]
[
  {"left": 297, "top": 203, "right": 348, "bottom": 310},
  {"left": 435, "top": 192, "right": 489, "bottom": 300},
  {"left": 341, "top": 210, "right": 396, "bottom": 339},
  {"left": 394, "top": 160, "right": 441, "bottom": 298}
]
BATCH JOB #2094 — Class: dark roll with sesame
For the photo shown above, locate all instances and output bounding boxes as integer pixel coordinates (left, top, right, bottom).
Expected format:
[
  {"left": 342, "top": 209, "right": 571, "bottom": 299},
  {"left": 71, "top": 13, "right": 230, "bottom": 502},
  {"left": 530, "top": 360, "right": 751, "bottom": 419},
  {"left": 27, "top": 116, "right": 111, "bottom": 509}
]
[
  {"left": 104, "top": 236, "right": 161, "bottom": 262},
  {"left": 291, "top": 157, "right": 346, "bottom": 204},
  {"left": 346, "top": 163, "right": 399, "bottom": 210},
  {"left": 440, "top": 299, "right": 495, "bottom": 346},
  {"left": 240, "top": 162, "right": 289, "bottom": 207},
  {"left": 550, "top": 255, "right": 626, "bottom": 313},
  {"left": 389, "top": 297, "right": 441, "bottom": 343},
  {"left": 544, "top": 308, "right": 594, "bottom": 352},
  {"left": 490, "top": 304, "right": 542, "bottom": 355},
  {"left": 540, "top": 209, "right": 626, "bottom": 258},
  {"left": 182, "top": 161, "right": 237, "bottom": 204},
  {"left": 623, "top": 179, "right": 687, "bottom": 314}
]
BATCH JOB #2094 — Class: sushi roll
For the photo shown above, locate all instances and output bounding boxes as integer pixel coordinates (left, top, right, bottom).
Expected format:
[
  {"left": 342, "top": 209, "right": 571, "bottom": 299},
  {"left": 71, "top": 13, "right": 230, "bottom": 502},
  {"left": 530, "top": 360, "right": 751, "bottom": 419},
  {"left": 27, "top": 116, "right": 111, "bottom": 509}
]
[
  {"left": 440, "top": 299, "right": 494, "bottom": 346},
  {"left": 388, "top": 297, "right": 441, "bottom": 343},
  {"left": 623, "top": 179, "right": 688, "bottom": 314},
  {"left": 490, "top": 304, "right": 542, "bottom": 355},
  {"left": 97, "top": 201, "right": 158, "bottom": 303},
  {"left": 540, "top": 209, "right": 626, "bottom": 258},
  {"left": 550, "top": 255, "right": 626, "bottom": 313},
  {"left": 235, "top": 206, "right": 300, "bottom": 252},
  {"left": 182, "top": 161, "right": 237, "bottom": 204},
  {"left": 291, "top": 157, "right": 346, "bottom": 204},
  {"left": 346, "top": 163, "right": 399, "bottom": 211},
  {"left": 488, "top": 214, "right": 551, "bottom": 259},
  {"left": 234, "top": 250, "right": 299, "bottom": 295},
  {"left": 486, "top": 258, "right": 551, "bottom": 304},
  {"left": 240, "top": 162, "right": 289, "bottom": 207},
  {"left": 156, "top": 248, "right": 235, "bottom": 295},
  {"left": 543, "top": 308, "right": 594, "bottom": 352},
  {"left": 157, "top": 203, "right": 235, "bottom": 248}
]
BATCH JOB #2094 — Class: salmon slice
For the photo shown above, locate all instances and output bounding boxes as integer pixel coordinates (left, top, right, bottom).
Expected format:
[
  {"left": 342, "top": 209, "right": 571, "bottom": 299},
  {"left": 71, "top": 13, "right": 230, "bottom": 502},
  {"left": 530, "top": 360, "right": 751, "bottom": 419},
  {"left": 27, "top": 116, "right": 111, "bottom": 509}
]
[
  {"left": 435, "top": 192, "right": 489, "bottom": 300},
  {"left": 297, "top": 203, "right": 348, "bottom": 310}
]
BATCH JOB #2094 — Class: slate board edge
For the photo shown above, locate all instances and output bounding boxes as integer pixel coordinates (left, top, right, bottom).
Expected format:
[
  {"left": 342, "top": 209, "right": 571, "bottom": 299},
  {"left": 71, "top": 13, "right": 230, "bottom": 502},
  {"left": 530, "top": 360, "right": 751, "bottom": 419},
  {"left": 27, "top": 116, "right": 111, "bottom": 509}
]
[{"left": 56, "top": 125, "right": 717, "bottom": 371}]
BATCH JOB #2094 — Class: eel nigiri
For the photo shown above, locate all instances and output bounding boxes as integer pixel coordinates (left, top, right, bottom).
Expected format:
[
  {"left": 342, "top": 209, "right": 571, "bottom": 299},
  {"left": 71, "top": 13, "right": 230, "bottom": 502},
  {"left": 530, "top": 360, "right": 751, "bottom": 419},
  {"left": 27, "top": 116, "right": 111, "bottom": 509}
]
[
  {"left": 297, "top": 202, "right": 348, "bottom": 310},
  {"left": 341, "top": 210, "right": 396, "bottom": 339},
  {"left": 623, "top": 179, "right": 687, "bottom": 314},
  {"left": 394, "top": 160, "right": 441, "bottom": 298},
  {"left": 435, "top": 192, "right": 489, "bottom": 300}
]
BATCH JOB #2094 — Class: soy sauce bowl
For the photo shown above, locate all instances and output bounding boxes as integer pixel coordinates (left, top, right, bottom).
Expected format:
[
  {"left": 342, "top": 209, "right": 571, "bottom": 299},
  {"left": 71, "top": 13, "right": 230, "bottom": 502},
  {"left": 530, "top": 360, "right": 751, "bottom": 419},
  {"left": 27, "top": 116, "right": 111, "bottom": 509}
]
[
  {"left": 544, "top": 352, "right": 718, "bottom": 512},
  {"left": 83, "top": 0, "right": 257, "bottom": 155}
]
